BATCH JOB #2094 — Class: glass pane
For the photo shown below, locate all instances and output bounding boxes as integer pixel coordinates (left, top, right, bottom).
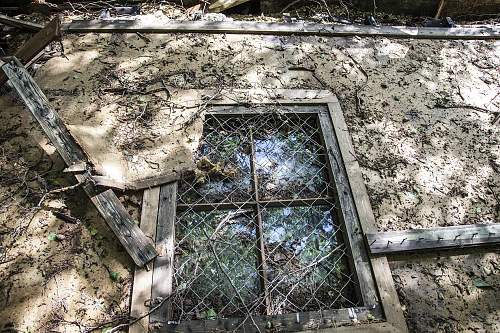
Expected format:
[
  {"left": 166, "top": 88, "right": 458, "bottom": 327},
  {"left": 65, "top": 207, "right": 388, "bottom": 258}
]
[
  {"left": 178, "top": 116, "right": 252, "bottom": 204},
  {"left": 253, "top": 114, "right": 331, "bottom": 200},
  {"left": 262, "top": 206, "right": 357, "bottom": 313},
  {"left": 172, "top": 209, "right": 260, "bottom": 320}
]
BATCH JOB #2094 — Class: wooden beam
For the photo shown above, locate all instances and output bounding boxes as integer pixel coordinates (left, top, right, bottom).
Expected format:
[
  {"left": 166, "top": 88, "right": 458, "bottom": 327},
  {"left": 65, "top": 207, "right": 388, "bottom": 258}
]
[
  {"left": 0, "top": 16, "right": 61, "bottom": 87},
  {"left": 0, "top": 13, "right": 43, "bottom": 31},
  {"left": 62, "top": 20, "right": 500, "bottom": 40},
  {"left": 90, "top": 189, "right": 158, "bottom": 266},
  {"left": 435, "top": 0, "right": 447, "bottom": 19},
  {"left": 326, "top": 100, "right": 408, "bottom": 332},
  {"left": 367, "top": 224, "right": 500, "bottom": 255},
  {"left": 130, "top": 187, "right": 161, "bottom": 333},
  {"left": 150, "top": 182, "right": 177, "bottom": 325},
  {"left": 159, "top": 304, "right": 384, "bottom": 332},
  {"left": 318, "top": 111, "right": 378, "bottom": 306},
  {"left": 2, "top": 57, "right": 85, "bottom": 165},
  {"left": 209, "top": 0, "right": 251, "bottom": 13},
  {"left": 1, "top": 57, "right": 158, "bottom": 267}
]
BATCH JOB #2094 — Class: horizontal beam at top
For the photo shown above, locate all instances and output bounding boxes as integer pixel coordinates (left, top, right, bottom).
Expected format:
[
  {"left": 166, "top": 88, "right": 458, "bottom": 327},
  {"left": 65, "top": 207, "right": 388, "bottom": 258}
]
[
  {"left": 61, "top": 19, "right": 500, "bottom": 40},
  {"left": 367, "top": 223, "right": 500, "bottom": 255}
]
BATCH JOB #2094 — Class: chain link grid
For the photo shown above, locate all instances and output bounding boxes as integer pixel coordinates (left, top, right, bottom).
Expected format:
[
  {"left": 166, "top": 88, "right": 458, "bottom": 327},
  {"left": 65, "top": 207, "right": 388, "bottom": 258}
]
[{"left": 173, "top": 112, "right": 359, "bottom": 323}]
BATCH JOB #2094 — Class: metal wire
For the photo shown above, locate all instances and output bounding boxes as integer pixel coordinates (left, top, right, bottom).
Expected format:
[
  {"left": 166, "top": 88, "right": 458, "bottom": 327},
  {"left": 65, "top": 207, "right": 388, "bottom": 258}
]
[{"left": 173, "top": 112, "right": 358, "bottom": 322}]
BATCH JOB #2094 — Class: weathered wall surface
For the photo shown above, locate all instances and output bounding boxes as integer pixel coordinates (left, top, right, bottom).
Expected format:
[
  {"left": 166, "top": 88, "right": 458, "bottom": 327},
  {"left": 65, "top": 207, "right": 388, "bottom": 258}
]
[{"left": 0, "top": 32, "right": 499, "bottom": 332}]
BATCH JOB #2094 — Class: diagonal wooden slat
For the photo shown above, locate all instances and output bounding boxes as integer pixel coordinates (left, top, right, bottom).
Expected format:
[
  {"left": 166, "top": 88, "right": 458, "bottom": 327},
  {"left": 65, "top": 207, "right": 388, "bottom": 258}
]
[
  {"left": 0, "top": 13, "right": 43, "bottom": 31},
  {"left": 1, "top": 57, "right": 157, "bottom": 267},
  {"left": 0, "top": 16, "right": 61, "bottom": 87}
]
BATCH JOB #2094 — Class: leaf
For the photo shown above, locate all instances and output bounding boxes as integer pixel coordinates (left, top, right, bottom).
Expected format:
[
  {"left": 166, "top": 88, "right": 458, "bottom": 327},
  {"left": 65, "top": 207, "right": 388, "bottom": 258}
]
[
  {"left": 367, "top": 313, "right": 375, "bottom": 321},
  {"left": 200, "top": 308, "right": 217, "bottom": 320},
  {"left": 89, "top": 227, "right": 99, "bottom": 236},
  {"left": 102, "top": 328, "right": 113, "bottom": 333},
  {"left": 473, "top": 278, "right": 491, "bottom": 289},
  {"left": 48, "top": 233, "right": 57, "bottom": 241},
  {"left": 206, "top": 308, "right": 217, "bottom": 320},
  {"left": 109, "top": 271, "right": 120, "bottom": 281}
]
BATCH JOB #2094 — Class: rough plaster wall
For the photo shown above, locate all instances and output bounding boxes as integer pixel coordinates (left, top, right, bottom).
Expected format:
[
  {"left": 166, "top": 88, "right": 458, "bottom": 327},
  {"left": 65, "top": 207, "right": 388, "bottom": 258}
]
[
  {"left": 1, "top": 33, "right": 498, "bottom": 332},
  {"left": 34, "top": 34, "right": 208, "bottom": 187},
  {"left": 39, "top": 32, "right": 499, "bottom": 231}
]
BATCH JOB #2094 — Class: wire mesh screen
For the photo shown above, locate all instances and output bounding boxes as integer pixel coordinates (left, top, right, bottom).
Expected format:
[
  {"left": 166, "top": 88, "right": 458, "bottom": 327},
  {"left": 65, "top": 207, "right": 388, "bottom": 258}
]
[{"left": 173, "top": 112, "right": 359, "bottom": 323}]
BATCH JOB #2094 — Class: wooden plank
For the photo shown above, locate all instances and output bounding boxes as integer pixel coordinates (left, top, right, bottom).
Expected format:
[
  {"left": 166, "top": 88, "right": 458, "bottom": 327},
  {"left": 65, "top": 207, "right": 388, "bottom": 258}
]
[
  {"left": 326, "top": 102, "right": 408, "bottom": 332},
  {"left": 130, "top": 187, "right": 161, "bottom": 333},
  {"left": 367, "top": 224, "right": 500, "bottom": 255},
  {"left": 0, "top": 17, "right": 61, "bottom": 87},
  {"left": 209, "top": 0, "right": 251, "bottom": 13},
  {"left": 90, "top": 189, "right": 158, "bottom": 266},
  {"left": 157, "top": 304, "right": 384, "bottom": 333},
  {"left": 318, "top": 111, "right": 378, "bottom": 306},
  {"left": 150, "top": 182, "right": 178, "bottom": 325},
  {"left": 0, "top": 13, "right": 43, "bottom": 31},
  {"left": 62, "top": 20, "right": 500, "bottom": 40},
  {"left": 2, "top": 57, "right": 158, "bottom": 267},
  {"left": 2, "top": 57, "right": 85, "bottom": 165},
  {"left": 435, "top": 0, "right": 447, "bottom": 19},
  {"left": 208, "top": 104, "right": 326, "bottom": 115}
]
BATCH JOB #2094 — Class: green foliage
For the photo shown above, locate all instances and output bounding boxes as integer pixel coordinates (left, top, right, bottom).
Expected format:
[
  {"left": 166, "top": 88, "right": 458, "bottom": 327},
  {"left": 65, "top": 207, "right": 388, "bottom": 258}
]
[
  {"left": 109, "top": 271, "right": 120, "bottom": 282},
  {"left": 200, "top": 308, "right": 217, "bottom": 320},
  {"left": 48, "top": 233, "right": 58, "bottom": 241},
  {"left": 89, "top": 227, "right": 99, "bottom": 236}
]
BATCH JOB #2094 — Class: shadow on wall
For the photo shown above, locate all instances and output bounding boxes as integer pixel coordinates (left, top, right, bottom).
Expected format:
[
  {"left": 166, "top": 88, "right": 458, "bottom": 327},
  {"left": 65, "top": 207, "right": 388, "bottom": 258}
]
[
  {"left": 260, "top": 0, "right": 500, "bottom": 17},
  {"left": 0, "top": 30, "right": 498, "bottom": 332}
]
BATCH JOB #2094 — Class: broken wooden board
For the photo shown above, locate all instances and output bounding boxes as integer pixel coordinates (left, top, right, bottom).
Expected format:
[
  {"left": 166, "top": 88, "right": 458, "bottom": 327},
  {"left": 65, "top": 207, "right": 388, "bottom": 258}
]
[
  {"left": 62, "top": 19, "right": 500, "bottom": 40},
  {"left": 0, "top": 13, "right": 43, "bottom": 31},
  {"left": 0, "top": 16, "right": 61, "bottom": 87},
  {"left": 150, "top": 182, "right": 177, "bottom": 324},
  {"left": 1, "top": 57, "right": 158, "bottom": 267},
  {"left": 366, "top": 223, "right": 500, "bottom": 255},
  {"left": 130, "top": 187, "right": 161, "bottom": 333}
]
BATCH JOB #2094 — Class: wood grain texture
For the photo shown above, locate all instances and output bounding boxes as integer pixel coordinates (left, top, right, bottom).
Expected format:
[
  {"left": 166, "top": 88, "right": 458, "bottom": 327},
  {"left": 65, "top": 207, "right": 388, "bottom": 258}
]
[
  {"left": 63, "top": 20, "right": 500, "bottom": 40},
  {"left": 155, "top": 305, "right": 383, "bottom": 333},
  {"left": 130, "top": 187, "right": 161, "bottom": 333},
  {"left": 2, "top": 57, "right": 85, "bottom": 166},
  {"left": 326, "top": 102, "right": 408, "bottom": 332},
  {"left": 90, "top": 190, "right": 158, "bottom": 266},
  {"left": 0, "top": 17, "right": 61, "bottom": 87},
  {"left": 2, "top": 58, "right": 158, "bottom": 267},
  {"left": 318, "top": 111, "right": 378, "bottom": 306},
  {"left": 150, "top": 182, "right": 178, "bottom": 324},
  {"left": 367, "top": 223, "right": 500, "bottom": 254}
]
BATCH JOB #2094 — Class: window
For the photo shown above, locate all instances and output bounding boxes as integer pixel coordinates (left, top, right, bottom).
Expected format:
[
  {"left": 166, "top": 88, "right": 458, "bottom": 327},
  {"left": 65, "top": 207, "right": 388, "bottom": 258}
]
[
  {"left": 175, "top": 110, "right": 357, "bottom": 320},
  {"left": 132, "top": 91, "right": 406, "bottom": 333}
]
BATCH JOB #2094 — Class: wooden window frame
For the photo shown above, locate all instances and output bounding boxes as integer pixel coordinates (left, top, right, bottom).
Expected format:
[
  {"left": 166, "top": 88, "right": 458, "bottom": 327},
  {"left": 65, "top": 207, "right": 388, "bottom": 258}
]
[{"left": 130, "top": 90, "right": 408, "bottom": 333}]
